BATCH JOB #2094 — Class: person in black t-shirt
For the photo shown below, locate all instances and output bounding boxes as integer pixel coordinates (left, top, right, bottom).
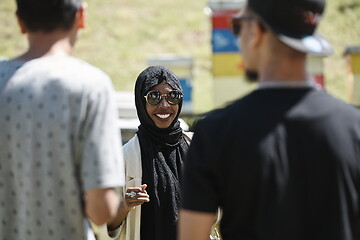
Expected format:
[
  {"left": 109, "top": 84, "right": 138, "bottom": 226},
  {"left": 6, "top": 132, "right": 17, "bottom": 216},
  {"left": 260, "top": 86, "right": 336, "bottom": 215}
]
[{"left": 179, "top": 0, "right": 360, "bottom": 240}]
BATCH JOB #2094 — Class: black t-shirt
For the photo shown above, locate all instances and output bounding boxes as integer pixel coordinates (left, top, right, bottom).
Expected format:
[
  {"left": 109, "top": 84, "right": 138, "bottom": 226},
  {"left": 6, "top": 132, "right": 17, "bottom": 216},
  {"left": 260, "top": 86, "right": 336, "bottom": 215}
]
[{"left": 182, "top": 88, "right": 360, "bottom": 240}]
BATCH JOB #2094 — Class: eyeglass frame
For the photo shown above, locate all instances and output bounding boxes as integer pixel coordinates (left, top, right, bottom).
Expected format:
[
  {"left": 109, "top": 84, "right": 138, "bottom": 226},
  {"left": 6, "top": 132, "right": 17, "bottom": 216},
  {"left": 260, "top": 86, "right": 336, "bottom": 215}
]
[
  {"left": 231, "top": 15, "right": 267, "bottom": 36},
  {"left": 144, "top": 90, "right": 183, "bottom": 106}
]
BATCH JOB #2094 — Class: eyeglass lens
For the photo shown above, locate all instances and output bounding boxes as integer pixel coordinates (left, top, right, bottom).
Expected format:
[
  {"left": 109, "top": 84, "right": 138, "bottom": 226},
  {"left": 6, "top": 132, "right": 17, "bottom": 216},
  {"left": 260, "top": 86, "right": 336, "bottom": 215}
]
[
  {"left": 145, "top": 91, "right": 182, "bottom": 105},
  {"left": 231, "top": 17, "right": 241, "bottom": 36}
]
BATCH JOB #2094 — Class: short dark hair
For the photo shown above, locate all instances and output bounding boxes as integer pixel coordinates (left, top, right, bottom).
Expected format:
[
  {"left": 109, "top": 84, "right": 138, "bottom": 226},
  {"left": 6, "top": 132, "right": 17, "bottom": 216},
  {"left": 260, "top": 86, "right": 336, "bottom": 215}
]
[{"left": 16, "top": 0, "right": 82, "bottom": 32}]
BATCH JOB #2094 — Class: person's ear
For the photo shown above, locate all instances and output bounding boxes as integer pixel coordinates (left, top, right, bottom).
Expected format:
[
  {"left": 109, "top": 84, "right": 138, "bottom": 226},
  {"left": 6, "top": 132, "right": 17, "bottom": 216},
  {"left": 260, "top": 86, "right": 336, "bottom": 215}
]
[
  {"left": 249, "top": 20, "right": 265, "bottom": 49},
  {"left": 16, "top": 11, "right": 27, "bottom": 34},
  {"left": 76, "top": 2, "right": 87, "bottom": 29}
]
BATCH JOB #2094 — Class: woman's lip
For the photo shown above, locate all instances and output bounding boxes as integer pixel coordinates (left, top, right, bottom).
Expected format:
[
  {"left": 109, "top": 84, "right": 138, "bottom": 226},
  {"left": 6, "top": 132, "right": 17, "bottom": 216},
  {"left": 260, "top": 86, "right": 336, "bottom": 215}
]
[{"left": 154, "top": 113, "right": 172, "bottom": 121}]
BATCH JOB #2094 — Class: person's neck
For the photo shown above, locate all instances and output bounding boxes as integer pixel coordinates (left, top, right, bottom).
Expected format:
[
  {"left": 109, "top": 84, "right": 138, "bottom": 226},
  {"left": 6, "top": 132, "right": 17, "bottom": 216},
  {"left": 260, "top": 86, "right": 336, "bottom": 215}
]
[
  {"left": 259, "top": 57, "right": 307, "bottom": 83},
  {"left": 15, "top": 30, "right": 75, "bottom": 61}
]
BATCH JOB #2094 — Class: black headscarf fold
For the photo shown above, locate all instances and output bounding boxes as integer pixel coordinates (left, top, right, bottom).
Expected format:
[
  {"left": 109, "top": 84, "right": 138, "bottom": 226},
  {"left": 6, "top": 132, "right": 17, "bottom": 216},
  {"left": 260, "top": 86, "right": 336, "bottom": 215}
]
[{"left": 134, "top": 66, "right": 189, "bottom": 240}]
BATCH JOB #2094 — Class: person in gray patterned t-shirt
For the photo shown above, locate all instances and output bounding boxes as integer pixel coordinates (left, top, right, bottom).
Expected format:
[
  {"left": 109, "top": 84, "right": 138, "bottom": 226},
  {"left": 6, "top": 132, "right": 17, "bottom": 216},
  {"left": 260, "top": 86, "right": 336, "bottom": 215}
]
[{"left": 0, "top": 0, "right": 125, "bottom": 239}]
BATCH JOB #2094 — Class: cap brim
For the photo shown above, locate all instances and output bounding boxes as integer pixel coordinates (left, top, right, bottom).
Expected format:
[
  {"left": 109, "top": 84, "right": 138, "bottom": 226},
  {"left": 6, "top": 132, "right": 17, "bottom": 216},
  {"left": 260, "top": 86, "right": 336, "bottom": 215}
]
[{"left": 278, "top": 31, "right": 333, "bottom": 57}]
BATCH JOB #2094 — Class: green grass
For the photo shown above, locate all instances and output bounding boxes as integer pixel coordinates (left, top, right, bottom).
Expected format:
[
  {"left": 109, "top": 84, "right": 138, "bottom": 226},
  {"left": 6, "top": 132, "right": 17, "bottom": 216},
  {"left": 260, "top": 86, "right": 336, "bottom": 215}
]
[
  {"left": 320, "top": 0, "right": 360, "bottom": 102},
  {"left": 1, "top": 0, "right": 359, "bottom": 113}
]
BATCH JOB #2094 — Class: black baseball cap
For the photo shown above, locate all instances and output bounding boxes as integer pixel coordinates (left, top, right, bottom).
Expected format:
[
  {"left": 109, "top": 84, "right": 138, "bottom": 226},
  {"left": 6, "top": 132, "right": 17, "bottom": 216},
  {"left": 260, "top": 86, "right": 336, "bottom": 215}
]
[{"left": 248, "top": 0, "right": 333, "bottom": 56}]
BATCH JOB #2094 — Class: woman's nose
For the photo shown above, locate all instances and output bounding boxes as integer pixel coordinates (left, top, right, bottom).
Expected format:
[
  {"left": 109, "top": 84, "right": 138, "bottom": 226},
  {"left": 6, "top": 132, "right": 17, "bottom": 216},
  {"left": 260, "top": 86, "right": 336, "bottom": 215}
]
[{"left": 159, "top": 97, "right": 170, "bottom": 107}]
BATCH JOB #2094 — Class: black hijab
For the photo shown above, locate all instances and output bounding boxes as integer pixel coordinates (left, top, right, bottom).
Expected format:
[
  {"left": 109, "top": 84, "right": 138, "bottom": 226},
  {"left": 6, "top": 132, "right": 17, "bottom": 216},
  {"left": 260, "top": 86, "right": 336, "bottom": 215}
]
[{"left": 134, "top": 66, "right": 189, "bottom": 240}]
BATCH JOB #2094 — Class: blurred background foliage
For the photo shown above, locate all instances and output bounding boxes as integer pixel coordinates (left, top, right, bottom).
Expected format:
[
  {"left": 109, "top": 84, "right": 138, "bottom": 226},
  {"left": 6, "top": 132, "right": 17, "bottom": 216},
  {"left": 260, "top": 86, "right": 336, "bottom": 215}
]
[{"left": 1, "top": 0, "right": 359, "bottom": 113}]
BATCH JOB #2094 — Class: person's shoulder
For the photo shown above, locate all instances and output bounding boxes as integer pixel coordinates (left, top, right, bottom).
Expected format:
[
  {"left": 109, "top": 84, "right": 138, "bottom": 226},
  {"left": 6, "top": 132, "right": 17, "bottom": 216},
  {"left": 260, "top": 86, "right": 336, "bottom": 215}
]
[
  {"left": 122, "top": 134, "right": 143, "bottom": 177},
  {"left": 198, "top": 95, "right": 252, "bottom": 126},
  {"left": 182, "top": 131, "right": 194, "bottom": 138},
  {"left": 192, "top": 107, "right": 236, "bottom": 140},
  {"left": 182, "top": 131, "right": 193, "bottom": 144},
  {"left": 55, "top": 55, "right": 110, "bottom": 79},
  {"left": 26, "top": 55, "right": 109, "bottom": 81},
  {"left": 332, "top": 97, "right": 360, "bottom": 118},
  {"left": 123, "top": 134, "right": 140, "bottom": 154},
  {"left": 300, "top": 90, "right": 360, "bottom": 124},
  {"left": 313, "top": 90, "right": 360, "bottom": 113},
  {"left": 35, "top": 55, "right": 113, "bottom": 91}
]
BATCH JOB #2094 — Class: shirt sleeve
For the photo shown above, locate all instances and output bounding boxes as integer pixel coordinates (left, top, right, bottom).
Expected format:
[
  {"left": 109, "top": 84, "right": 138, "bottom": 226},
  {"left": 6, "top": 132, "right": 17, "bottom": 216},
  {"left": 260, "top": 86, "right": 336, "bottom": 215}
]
[
  {"left": 79, "top": 74, "right": 125, "bottom": 191},
  {"left": 181, "top": 118, "right": 220, "bottom": 213}
]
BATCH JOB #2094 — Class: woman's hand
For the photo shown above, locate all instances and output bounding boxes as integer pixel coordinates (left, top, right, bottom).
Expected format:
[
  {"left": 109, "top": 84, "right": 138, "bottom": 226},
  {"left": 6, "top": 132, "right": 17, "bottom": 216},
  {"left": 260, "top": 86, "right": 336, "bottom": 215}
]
[
  {"left": 107, "top": 184, "right": 150, "bottom": 231},
  {"left": 124, "top": 184, "right": 150, "bottom": 211}
]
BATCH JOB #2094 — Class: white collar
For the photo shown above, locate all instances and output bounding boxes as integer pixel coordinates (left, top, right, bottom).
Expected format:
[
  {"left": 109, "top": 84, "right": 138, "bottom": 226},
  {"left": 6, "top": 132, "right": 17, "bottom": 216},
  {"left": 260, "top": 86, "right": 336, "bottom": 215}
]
[{"left": 258, "top": 77, "right": 317, "bottom": 90}]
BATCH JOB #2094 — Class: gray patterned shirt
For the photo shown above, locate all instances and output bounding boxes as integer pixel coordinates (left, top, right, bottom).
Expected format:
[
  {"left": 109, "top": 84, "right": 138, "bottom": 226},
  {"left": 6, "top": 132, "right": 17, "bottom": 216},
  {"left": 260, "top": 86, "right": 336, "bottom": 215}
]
[{"left": 0, "top": 55, "right": 124, "bottom": 240}]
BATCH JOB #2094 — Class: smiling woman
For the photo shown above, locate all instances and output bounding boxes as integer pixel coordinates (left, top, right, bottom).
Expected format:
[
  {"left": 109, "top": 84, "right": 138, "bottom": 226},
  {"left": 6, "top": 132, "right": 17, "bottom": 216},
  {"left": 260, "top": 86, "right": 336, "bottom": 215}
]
[{"left": 94, "top": 66, "right": 193, "bottom": 240}]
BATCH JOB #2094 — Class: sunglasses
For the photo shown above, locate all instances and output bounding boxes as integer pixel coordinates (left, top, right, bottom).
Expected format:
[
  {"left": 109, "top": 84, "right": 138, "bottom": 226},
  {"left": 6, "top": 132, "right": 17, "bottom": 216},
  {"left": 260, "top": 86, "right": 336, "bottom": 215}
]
[
  {"left": 231, "top": 16, "right": 256, "bottom": 36},
  {"left": 231, "top": 15, "right": 266, "bottom": 36},
  {"left": 144, "top": 90, "right": 183, "bottom": 106}
]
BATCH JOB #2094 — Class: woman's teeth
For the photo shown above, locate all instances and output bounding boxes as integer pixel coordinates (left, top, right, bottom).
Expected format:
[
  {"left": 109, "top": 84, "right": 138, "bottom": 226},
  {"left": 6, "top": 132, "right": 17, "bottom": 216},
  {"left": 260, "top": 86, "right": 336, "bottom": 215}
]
[{"left": 156, "top": 114, "right": 170, "bottom": 119}]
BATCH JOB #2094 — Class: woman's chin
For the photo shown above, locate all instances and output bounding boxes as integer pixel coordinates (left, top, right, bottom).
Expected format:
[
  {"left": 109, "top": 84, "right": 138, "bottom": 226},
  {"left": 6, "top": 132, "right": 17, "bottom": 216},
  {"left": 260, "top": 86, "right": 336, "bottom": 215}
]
[
  {"left": 154, "top": 122, "right": 172, "bottom": 129},
  {"left": 152, "top": 116, "right": 175, "bottom": 129}
]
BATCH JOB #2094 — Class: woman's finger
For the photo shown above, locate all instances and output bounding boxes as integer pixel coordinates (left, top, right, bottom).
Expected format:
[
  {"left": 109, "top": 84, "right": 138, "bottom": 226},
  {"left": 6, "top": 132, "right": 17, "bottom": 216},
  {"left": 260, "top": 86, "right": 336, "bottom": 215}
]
[
  {"left": 127, "top": 196, "right": 149, "bottom": 201},
  {"left": 126, "top": 198, "right": 150, "bottom": 207},
  {"left": 126, "top": 196, "right": 150, "bottom": 203},
  {"left": 126, "top": 187, "right": 143, "bottom": 192},
  {"left": 125, "top": 191, "right": 138, "bottom": 199},
  {"left": 125, "top": 190, "right": 149, "bottom": 198}
]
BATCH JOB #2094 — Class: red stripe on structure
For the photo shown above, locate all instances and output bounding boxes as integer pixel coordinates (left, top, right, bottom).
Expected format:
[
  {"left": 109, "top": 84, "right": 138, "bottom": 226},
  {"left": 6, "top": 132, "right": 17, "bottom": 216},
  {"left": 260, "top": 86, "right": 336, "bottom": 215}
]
[
  {"left": 313, "top": 74, "right": 325, "bottom": 88},
  {"left": 212, "top": 10, "right": 239, "bottom": 29}
]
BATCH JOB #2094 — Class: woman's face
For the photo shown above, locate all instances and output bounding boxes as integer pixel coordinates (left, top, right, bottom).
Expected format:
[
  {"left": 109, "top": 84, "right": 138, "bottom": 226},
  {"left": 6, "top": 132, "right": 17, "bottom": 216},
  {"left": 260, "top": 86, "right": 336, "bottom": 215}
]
[{"left": 145, "top": 82, "right": 180, "bottom": 129}]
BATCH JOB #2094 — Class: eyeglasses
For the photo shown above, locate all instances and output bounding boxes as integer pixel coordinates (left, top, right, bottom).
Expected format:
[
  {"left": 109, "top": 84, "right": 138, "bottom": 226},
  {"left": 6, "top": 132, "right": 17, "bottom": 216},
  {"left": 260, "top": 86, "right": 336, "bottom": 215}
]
[
  {"left": 231, "top": 16, "right": 257, "bottom": 36},
  {"left": 144, "top": 90, "right": 183, "bottom": 106}
]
